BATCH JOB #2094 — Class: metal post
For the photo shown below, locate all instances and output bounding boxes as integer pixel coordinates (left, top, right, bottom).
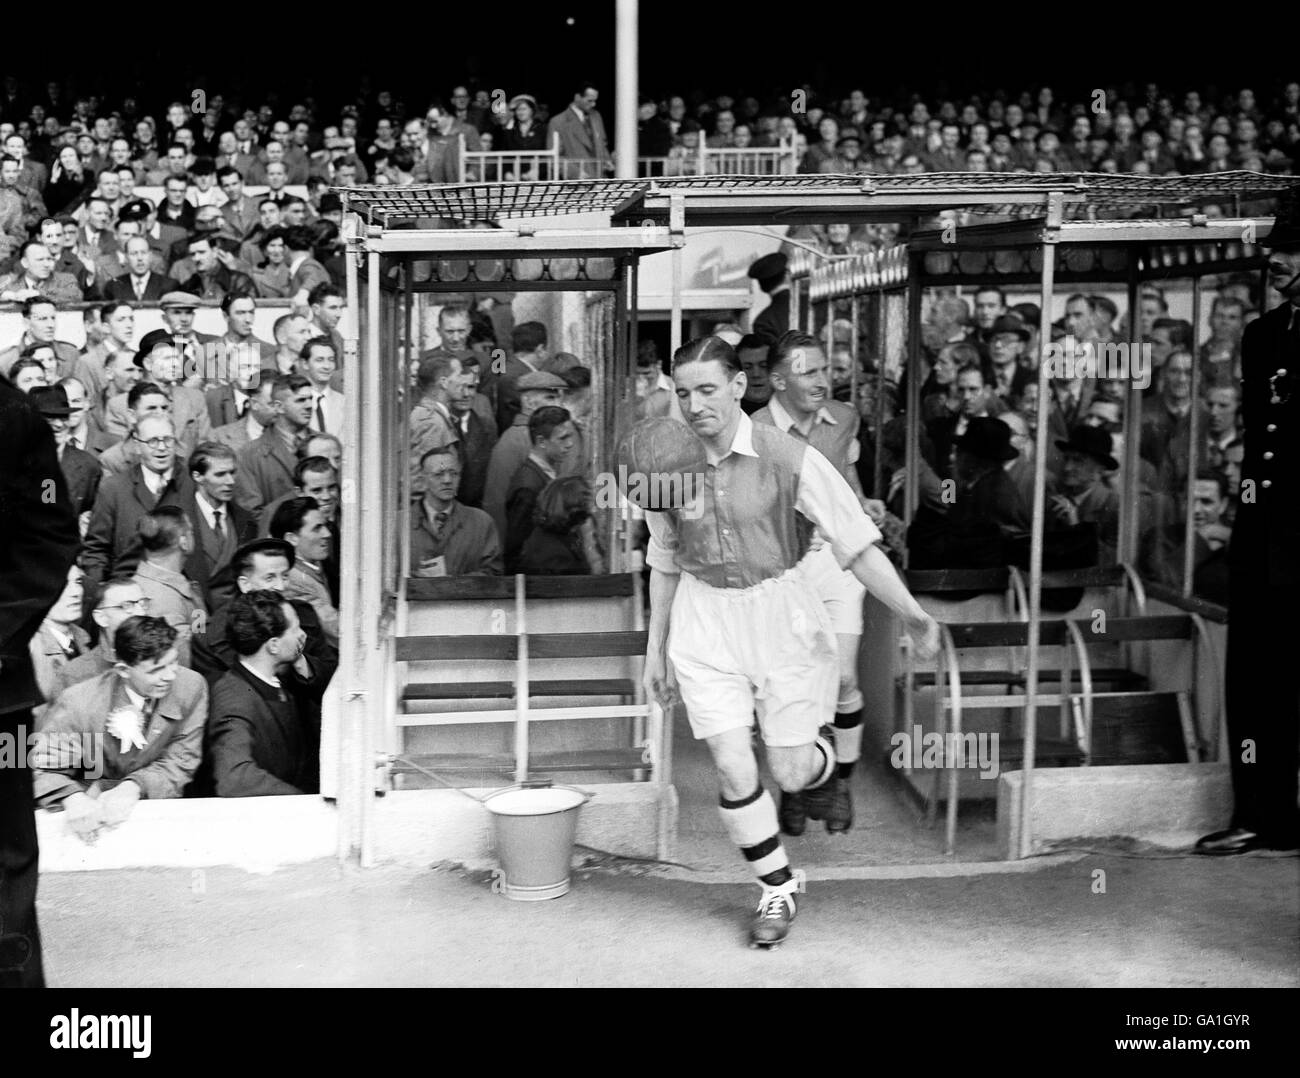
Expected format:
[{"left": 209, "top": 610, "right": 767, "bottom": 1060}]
[
  {"left": 903, "top": 251, "right": 923, "bottom": 539},
  {"left": 615, "top": 0, "right": 638, "bottom": 179},
  {"left": 1183, "top": 275, "right": 1203, "bottom": 595},
  {"left": 873, "top": 291, "right": 887, "bottom": 501},
  {"left": 338, "top": 212, "right": 364, "bottom": 863},
  {"left": 670, "top": 195, "right": 684, "bottom": 358},
  {"left": 1120, "top": 254, "right": 1143, "bottom": 565},
  {"left": 358, "top": 248, "right": 382, "bottom": 868},
  {"left": 1018, "top": 194, "right": 1063, "bottom": 861}
]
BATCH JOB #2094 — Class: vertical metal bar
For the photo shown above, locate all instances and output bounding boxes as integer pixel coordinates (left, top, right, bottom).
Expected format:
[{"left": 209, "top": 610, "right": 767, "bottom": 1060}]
[
  {"left": 513, "top": 573, "right": 529, "bottom": 783},
  {"left": 903, "top": 251, "right": 923, "bottom": 541},
  {"left": 615, "top": 0, "right": 638, "bottom": 179},
  {"left": 1018, "top": 194, "right": 1062, "bottom": 861},
  {"left": 337, "top": 213, "right": 364, "bottom": 863},
  {"left": 359, "top": 248, "right": 382, "bottom": 868},
  {"left": 1183, "top": 274, "right": 1203, "bottom": 596},
  {"left": 1120, "top": 252, "right": 1143, "bottom": 565},
  {"left": 873, "top": 290, "right": 887, "bottom": 500}
]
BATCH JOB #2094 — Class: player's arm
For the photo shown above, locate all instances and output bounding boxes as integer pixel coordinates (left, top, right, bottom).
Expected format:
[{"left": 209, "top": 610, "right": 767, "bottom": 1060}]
[
  {"left": 796, "top": 445, "right": 939, "bottom": 658},
  {"left": 642, "top": 511, "right": 682, "bottom": 705}
]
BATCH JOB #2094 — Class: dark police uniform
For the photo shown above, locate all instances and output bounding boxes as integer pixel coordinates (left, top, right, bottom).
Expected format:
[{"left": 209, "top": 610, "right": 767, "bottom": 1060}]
[{"left": 1223, "top": 299, "right": 1300, "bottom": 847}]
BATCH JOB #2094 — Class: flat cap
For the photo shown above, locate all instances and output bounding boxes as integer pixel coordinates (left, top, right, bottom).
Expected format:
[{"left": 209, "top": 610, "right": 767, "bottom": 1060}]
[
  {"left": 159, "top": 291, "right": 200, "bottom": 309},
  {"left": 517, "top": 370, "right": 567, "bottom": 390}
]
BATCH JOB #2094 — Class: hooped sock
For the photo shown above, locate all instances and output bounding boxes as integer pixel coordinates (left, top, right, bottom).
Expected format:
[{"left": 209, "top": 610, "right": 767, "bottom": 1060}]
[{"left": 719, "top": 786, "right": 792, "bottom": 886}]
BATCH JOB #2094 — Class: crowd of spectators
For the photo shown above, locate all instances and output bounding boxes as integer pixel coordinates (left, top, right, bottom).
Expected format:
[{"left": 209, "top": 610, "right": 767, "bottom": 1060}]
[{"left": 6, "top": 73, "right": 1275, "bottom": 831}]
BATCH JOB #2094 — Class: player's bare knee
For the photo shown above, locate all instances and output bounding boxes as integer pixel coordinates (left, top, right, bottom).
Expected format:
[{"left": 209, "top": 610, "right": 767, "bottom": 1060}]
[
  {"left": 768, "top": 745, "right": 814, "bottom": 792},
  {"left": 707, "top": 736, "right": 759, "bottom": 800}
]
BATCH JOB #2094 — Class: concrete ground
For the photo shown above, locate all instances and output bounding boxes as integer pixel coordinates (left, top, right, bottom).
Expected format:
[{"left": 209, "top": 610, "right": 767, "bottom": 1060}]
[{"left": 38, "top": 847, "right": 1298, "bottom": 987}]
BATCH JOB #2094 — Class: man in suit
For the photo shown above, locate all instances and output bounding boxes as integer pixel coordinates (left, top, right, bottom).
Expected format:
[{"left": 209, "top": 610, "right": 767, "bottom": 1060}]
[
  {"left": 30, "top": 385, "right": 99, "bottom": 522},
  {"left": 191, "top": 538, "right": 337, "bottom": 690},
  {"left": 176, "top": 233, "right": 255, "bottom": 305},
  {"left": 28, "top": 565, "right": 91, "bottom": 708},
  {"left": 217, "top": 166, "right": 260, "bottom": 240},
  {"left": 4, "top": 133, "right": 47, "bottom": 193},
  {"left": 35, "top": 217, "right": 95, "bottom": 297},
  {"left": 206, "top": 589, "right": 328, "bottom": 797},
  {"left": 82, "top": 414, "right": 194, "bottom": 600},
  {"left": 120, "top": 196, "right": 185, "bottom": 275},
  {"left": 296, "top": 338, "right": 344, "bottom": 437},
  {"left": 102, "top": 237, "right": 179, "bottom": 303},
  {"left": 411, "top": 447, "right": 502, "bottom": 576},
  {"left": 50, "top": 578, "right": 148, "bottom": 700},
  {"left": 307, "top": 283, "right": 346, "bottom": 371},
  {"left": 449, "top": 355, "right": 495, "bottom": 508},
  {"left": 504, "top": 406, "right": 576, "bottom": 571},
  {"left": 103, "top": 335, "right": 211, "bottom": 450},
  {"left": 548, "top": 81, "right": 612, "bottom": 179},
  {"left": 155, "top": 174, "right": 196, "bottom": 232},
  {"left": 182, "top": 442, "right": 257, "bottom": 616},
  {"left": 284, "top": 227, "right": 331, "bottom": 308},
  {"left": 1196, "top": 209, "right": 1300, "bottom": 856},
  {"left": 212, "top": 376, "right": 276, "bottom": 453},
  {"left": 748, "top": 252, "right": 791, "bottom": 346},
  {"left": 210, "top": 294, "right": 277, "bottom": 408},
  {"left": 31, "top": 617, "right": 207, "bottom": 837},
  {"left": 157, "top": 292, "right": 220, "bottom": 382},
  {"left": 269, "top": 497, "right": 338, "bottom": 645},
  {"left": 480, "top": 321, "right": 553, "bottom": 434},
  {"left": 0, "top": 296, "right": 81, "bottom": 379},
  {"left": 76, "top": 302, "right": 136, "bottom": 411},
  {"left": 89, "top": 217, "right": 142, "bottom": 295},
  {"left": 234, "top": 374, "right": 317, "bottom": 517},
  {"left": 0, "top": 370, "right": 80, "bottom": 987},
  {"left": 0, "top": 239, "right": 82, "bottom": 303}
]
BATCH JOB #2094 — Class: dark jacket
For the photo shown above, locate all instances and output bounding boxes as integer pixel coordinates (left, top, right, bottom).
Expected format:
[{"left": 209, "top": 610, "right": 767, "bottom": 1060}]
[
  {"left": 58, "top": 443, "right": 101, "bottom": 515},
  {"left": 0, "top": 375, "right": 80, "bottom": 714},
  {"left": 206, "top": 659, "right": 326, "bottom": 797},
  {"left": 103, "top": 271, "right": 181, "bottom": 303},
  {"left": 504, "top": 458, "right": 552, "bottom": 572},
  {"left": 192, "top": 598, "right": 337, "bottom": 690},
  {"left": 752, "top": 288, "right": 791, "bottom": 346},
  {"left": 178, "top": 491, "right": 259, "bottom": 615},
  {"left": 81, "top": 465, "right": 194, "bottom": 598},
  {"left": 516, "top": 526, "right": 590, "bottom": 576}
]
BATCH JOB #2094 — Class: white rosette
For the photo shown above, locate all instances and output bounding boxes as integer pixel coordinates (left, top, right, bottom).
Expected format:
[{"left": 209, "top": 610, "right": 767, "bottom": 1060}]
[{"left": 105, "top": 706, "right": 148, "bottom": 753}]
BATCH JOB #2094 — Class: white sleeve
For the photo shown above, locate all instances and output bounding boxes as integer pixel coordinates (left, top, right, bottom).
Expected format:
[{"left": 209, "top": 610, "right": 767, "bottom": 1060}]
[
  {"left": 795, "top": 445, "right": 881, "bottom": 569},
  {"left": 644, "top": 510, "right": 681, "bottom": 575}
]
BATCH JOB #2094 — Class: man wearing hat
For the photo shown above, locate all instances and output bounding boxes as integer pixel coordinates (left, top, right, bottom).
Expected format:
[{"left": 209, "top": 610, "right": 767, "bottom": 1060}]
[
  {"left": 158, "top": 291, "right": 219, "bottom": 381},
  {"left": 482, "top": 368, "right": 570, "bottom": 542},
  {"left": 748, "top": 251, "right": 790, "bottom": 346},
  {"left": 103, "top": 330, "right": 212, "bottom": 448},
  {"left": 29, "top": 384, "right": 99, "bottom": 524},
  {"left": 1195, "top": 193, "right": 1300, "bottom": 856},
  {"left": 988, "top": 314, "right": 1034, "bottom": 403},
  {"left": 1050, "top": 425, "right": 1120, "bottom": 561}
]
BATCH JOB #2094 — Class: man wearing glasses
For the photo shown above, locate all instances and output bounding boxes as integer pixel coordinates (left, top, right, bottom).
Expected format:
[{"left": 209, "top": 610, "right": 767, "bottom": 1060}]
[
  {"left": 82, "top": 414, "right": 194, "bottom": 602},
  {"left": 49, "top": 579, "right": 150, "bottom": 699}
]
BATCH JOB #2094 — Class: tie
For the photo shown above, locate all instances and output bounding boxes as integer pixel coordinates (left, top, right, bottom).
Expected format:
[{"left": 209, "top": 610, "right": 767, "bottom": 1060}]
[
  {"left": 315, "top": 393, "right": 327, "bottom": 432},
  {"left": 433, "top": 510, "right": 449, "bottom": 538},
  {"left": 63, "top": 636, "right": 81, "bottom": 660},
  {"left": 213, "top": 507, "right": 225, "bottom": 539},
  {"left": 239, "top": 397, "right": 250, "bottom": 419},
  {"left": 135, "top": 276, "right": 146, "bottom": 299}
]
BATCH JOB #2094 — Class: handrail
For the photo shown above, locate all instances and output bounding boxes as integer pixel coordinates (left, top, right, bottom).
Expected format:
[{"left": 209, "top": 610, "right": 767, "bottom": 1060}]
[
  {"left": 1007, "top": 566, "right": 1030, "bottom": 621},
  {"left": 1118, "top": 561, "right": 1148, "bottom": 616},
  {"left": 1063, "top": 619, "right": 1095, "bottom": 762},
  {"left": 1141, "top": 581, "right": 1227, "bottom": 624},
  {"left": 937, "top": 623, "right": 964, "bottom": 856}
]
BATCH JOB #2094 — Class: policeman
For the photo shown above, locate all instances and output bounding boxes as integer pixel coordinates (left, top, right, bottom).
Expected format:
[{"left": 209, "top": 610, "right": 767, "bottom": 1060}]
[
  {"left": 748, "top": 252, "right": 790, "bottom": 346},
  {"left": 631, "top": 336, "right": 938, "bottom": 947},
  {"left": 1196, "top": 193, "right": 1300, "bottom": 855}
]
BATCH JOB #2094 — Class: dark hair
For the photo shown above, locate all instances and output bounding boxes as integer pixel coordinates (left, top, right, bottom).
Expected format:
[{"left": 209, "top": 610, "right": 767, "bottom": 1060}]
[
  {"left": 101, "top": 300, "right": 132, "bottom": 321},
  {"left": 1195, "top": 469, "right": 1228, "bottom": 500},
  {"left": 1152, "top": 318, "right": 1194, "bottom": 348},
  {"left": 127, "top": 381, "right": 167, "bottom": 410},
  {"left": 21, "top": 295, "right": 56, "bottom": 318},
  {"left": 269, "top": 495, "right": 320, "bottom": 539},
  {"left": 1065, "top": 293, "right": 1097, "bottom": 311},
  {"left": 225, "top": 589, "right": 292, "bottom": 657},
  {"left": 736, "top": 333, "right": 767, "bottom": 354},
  {"left": 137, "top": 505, "right": 190, "bottom": 552},
  {"left": 215, "top": 165, "right": 241, "bottom": 184},
  {"left": 974, "top": 286, "right": 1006, "bottom": 304},
  {"left": 299, "top": 338, "right": 336, "bottom": 362},
  {"left": 233, "top": 538, "right": 295, "bottom": 578},
  {"left": 560, "top": 365, "right": 591, "bottom": 390},
  {"left": 767, "top": 329, "right": 821, "bottom": 372},
  {"left": 294, "top": 455, "right": 335, "bottom": 487},
  {"left": 534, "top": 476, "right": 591, "bottom": 534},
  {"left": 282, "top": 226, "right": 314, "bottom": 252},
  {"left": 18, "top": 342, "right": 55, "bottom": 361},
  {"left": 10, "top": 357, "right": 46, "bottom": 380},
  {"left": 511, "top": 321, "right": 548, "bottom": 354},
  {"left": 416, "top": 355, "right": 457, "bottom": 393},
  {"left": 188, "top": 441, "right": 237, "bottom": 477},
  {"left": 114, "top": 615, "right": 179, "bottom": 667},
  {"left": 220, "top": 290, "right": 255, "bottom": 315},
  {"left": 271, "top": 372, "right": 312, "bottom": 400},
  {"left": 390, "top": 147, "right": 415, "bottom": 173},
  {"left": 528, "top": 405, "right": 571, "bottom": 445},
  {"left": 439, "top": 303, "right": 470, "bottom": 325},
  {"left": 672, "top": 335, "right": 741, "bottom": 376},
  {"left": 307, "top": 282, "right": 341, "bottom": 308}
]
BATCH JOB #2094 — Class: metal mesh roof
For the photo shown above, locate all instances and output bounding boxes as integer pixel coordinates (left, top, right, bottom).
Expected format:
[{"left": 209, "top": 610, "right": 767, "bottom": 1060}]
[{"left": 338, "top": 171, "right": 1300, "bottom": 227}]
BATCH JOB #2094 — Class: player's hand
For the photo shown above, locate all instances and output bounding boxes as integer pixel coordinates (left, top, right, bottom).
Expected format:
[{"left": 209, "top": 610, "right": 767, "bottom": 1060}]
[
  {"left": 98, "top": 780, "right": 140, "bottom": 827},
  {"left": 64, "top": 791, "right": 102, "bottom": 843},
  {"left": 908, "top": 613, "right": 942, "bottom": 662},
  {"left": 860, "top": 497, "right": 886, "bottom": 524},
  {"left": 643, "top": 646, "right": 679, "bottom": 709}
]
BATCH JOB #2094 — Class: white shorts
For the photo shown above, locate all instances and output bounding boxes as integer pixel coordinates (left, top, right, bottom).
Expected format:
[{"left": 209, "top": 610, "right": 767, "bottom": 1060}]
[
  {"left": 667, "top": 566, "right": 837, "bottom": 747},
  {"left": 801, "top": 541, "right": 866, "bottom": 636}
]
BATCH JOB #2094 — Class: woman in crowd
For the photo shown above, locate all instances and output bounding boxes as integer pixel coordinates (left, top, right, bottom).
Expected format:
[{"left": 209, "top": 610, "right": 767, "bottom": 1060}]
[
  {"left": 45, "top": 144, "right": 93, "bottom": 215},
  {"left": 515, "top": 476, "right": 597, "bottom": 576}
]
